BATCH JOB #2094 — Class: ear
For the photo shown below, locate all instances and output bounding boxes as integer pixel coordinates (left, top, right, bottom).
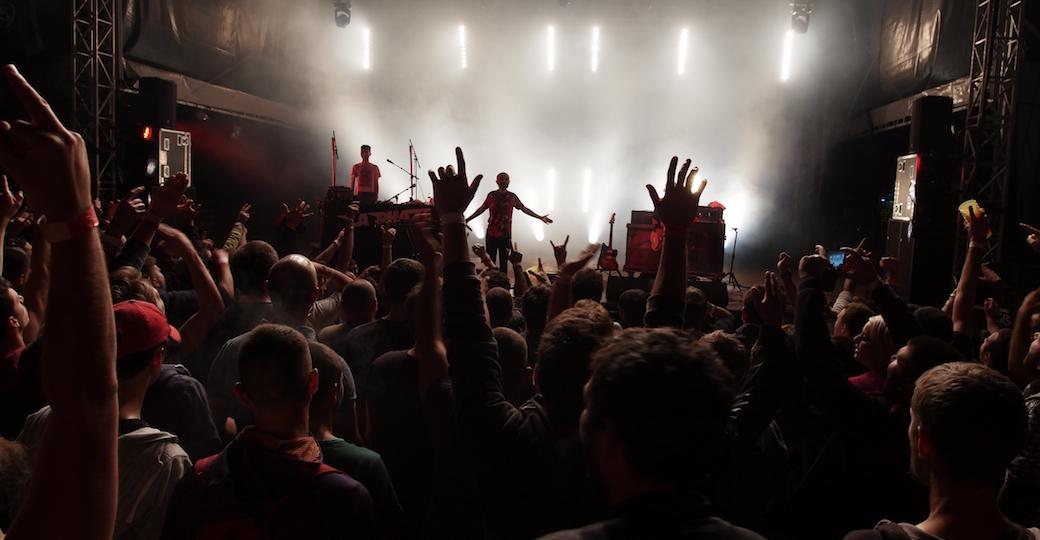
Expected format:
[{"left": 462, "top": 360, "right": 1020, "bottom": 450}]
[
  {"left": 8, "top": 316, "right": 20, "bottom": 329},
  {"left": 307, "top": 368, "right": 319, "bottom": 397},
  {"left": 915, "top": 424, "right": 933, "bottom": 459},
  {"left": 234, "top": 382, "right": 253, "bottom": 409}
]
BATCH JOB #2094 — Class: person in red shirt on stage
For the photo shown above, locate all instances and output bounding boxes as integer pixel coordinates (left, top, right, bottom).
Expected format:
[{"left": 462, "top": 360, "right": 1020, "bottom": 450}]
[
  {"left": 466, "top": 172, "right": 552, "bottom": 270},
  {"left": 351, "top": 145, "right": 382, "bottom": 205}
]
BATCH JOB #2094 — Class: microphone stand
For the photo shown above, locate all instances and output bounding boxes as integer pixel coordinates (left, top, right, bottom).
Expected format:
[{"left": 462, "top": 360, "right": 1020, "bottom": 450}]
[
  {"left": 409, "top": 139, "right": 423, "bottom": 201},
  {"left": 384, "top": 158, "right": 417, "bottom": 204}
]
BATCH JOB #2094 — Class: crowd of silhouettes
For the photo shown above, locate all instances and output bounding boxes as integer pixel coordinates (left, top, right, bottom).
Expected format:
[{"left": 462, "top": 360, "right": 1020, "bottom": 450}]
[{"left": 3, "top": 64, "right": 1040, "bottom": 540}]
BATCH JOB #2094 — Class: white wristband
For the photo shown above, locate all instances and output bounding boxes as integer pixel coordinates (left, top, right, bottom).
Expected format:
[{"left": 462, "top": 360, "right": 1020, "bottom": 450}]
[
  {"left": 969, "top": 240, "right": 988, "bottom": 250},
  {"left": 441, "top": 213, "right": 465, "bottom": 225}
]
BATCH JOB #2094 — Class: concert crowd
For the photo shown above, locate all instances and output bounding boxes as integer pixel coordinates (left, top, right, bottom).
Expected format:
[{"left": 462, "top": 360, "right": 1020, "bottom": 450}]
[{"left": 3, "top": 64, "right": 1040, "bottom": 540}]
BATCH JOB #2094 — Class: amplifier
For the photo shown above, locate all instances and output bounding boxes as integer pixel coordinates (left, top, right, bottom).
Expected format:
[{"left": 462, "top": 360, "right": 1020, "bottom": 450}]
[
  {"left": 630, "top": 206, "right": 724, "bottom": 226},
  {"left": 624, "top": 221, "right": 725, "bottom": 277}
]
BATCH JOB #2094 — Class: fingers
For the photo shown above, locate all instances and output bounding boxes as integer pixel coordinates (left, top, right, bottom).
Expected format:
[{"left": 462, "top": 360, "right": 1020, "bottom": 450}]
[
  {"left": 128, "top": 186, "right": 145, "bottom": 198},
  {"left": 428, "top": 170, "right": 439, "bottom": 184},
  {"left": 281, "top": 203, "right": 289, "bottom": 213},
  {"left": 4, "top": 65, "right": 64, "bottom": 132},
  {"left": 564, "top": 235, "right": 570, "bottom": 247},
  {"left": 666, "top": 156, "right": 678, "bottom": 191},
  {"left": 470, "top": 174, "right": 483, "bottom": 197},
  {"left": 692, "top": 177, "right": 707, "bottom": 198},
  {"left": 677, "top": 159, "right": 691, "bottom": 190},
  {"left": 549, "top": 240, "right": 556, "bottom": 248},
  {"left": 437, "top": 166, "right": 446, "bottom": 180},
  {"left": 1020, "top": 223, "right": 1040, "bottom": 235},
  {"left": 455, "top": 147, "right": 466, "bottom": 179},
  {"left": 646, "top": 184, "right": 661, "bottom": 208}
]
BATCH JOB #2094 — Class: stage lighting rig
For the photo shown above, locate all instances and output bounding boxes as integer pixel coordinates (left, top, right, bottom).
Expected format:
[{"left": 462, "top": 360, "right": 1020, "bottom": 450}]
[
  {"left": 333, "top": 0, "right": 351, "bottom": 28},
  {"left": 790, "top": 2, "right": 812, "bottom": 34}
]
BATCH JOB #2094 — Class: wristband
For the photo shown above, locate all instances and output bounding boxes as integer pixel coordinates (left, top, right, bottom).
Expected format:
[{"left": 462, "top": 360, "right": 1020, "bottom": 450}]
[
  {"left": 441, "top": 213, "right": 465, "bottom": 225},
  {"left": 40, "top": 207, "right": 99, "bottom": 243},
  {"left": 969, "top": 240, "right": 988, "bottom": 250}
]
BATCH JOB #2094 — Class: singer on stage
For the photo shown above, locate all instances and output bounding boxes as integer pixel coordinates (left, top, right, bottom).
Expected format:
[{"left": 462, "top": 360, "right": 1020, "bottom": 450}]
[
  {"left": 351, "top": 144, "right": 382, "bottom": 204},
  {"left": 467, "top": 172, "right": 553, "bottom": 270}
]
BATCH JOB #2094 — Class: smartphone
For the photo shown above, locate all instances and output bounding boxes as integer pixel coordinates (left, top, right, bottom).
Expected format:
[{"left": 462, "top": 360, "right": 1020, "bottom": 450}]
[{"left": 827, "top": 251, "right": 846, "bottom": 268}]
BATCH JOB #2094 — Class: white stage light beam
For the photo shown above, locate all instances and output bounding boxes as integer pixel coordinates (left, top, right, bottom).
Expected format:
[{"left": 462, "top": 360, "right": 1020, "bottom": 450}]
[
  {"left": 362, "top": 27, "right": 372, "bottom": 71},
  {"left": 582, "top": 168, "right": 591, "bottom": 213},
  {"left": 547, "top": 168, "right": 557, "bottom": 211},
  {"left": 677, "top": 28, "right": 689, "bottom": 76},
  {"left": 547, "top": 26, "right": 556, "bottom": 72},
  {"left": 459, "top": 25, "right": 468, "bottom": 69},
  {"left": 780, "top": 30, "right": 793, "bottom": 81},
  {"left": 590, "top": 26, "right": 600, "bottom": 73}
]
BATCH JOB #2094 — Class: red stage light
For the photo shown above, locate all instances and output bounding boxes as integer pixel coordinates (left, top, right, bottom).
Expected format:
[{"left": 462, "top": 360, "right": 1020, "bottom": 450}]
[{"left": 141, "top": 126, "right": 153, "bottom": 141}]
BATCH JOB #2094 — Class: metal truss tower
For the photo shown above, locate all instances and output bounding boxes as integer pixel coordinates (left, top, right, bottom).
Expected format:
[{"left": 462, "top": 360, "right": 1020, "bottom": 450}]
[
  {"left": 958, "top": 0, "right": 1026, "bottom": 266},
  {"left": 72, "top": 0, "right": 121, "bottom": 201}
]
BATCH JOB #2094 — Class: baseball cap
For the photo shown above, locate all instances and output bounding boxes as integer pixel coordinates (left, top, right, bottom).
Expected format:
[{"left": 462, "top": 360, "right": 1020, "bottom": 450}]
[{"left": 113, "top": 300, "right": 181, "bottom": 358}]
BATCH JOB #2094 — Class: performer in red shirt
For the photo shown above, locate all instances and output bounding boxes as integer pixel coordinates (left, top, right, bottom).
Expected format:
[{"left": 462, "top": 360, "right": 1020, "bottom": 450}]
[
  {"left": 351, "top": 145, "right": 382, "bottom": 205},
  {"left": 467, "top": 172, "right": 552, "bottom": 270}
]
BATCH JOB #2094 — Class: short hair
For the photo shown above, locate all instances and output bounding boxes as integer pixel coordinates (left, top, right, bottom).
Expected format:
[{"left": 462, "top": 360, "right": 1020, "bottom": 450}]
[
  {"left": 238, "top": 324, "right": 313, "bottom": 410},
  {"left": 383, "top": 258, "right": 424, "bottom": 305},
  {"left": 2, "top": 248, "right": 28, "bottom": 282},
  {"left": 340, "top": 279, "right": 377, "bottom": 319},
  {"left": 912, "top": 362, "right": 1026, "bottom": 486},
  {"left": 361, "top": 144, "right": 371, "bottom": 152},
  {"left": 493, "top": 327, "right": 528, "bottom": 376},
  {"left": 618, "top": 289, "right": 648, "bottom": 328},
  {"left": 684, "top": 287, "right": 709, "bottom": 329},
  {"left": 267, "top": 255, "right": 318, "bottom": 311},
  {"left": 840, "top": 302, "right": 875, "bottom": 338},
  {"left": 700, "top": 330, "right": 749, "bottom": 383},
  {"left": 309, "top": 342, "right": 350, "bottom": 407},
  {"left": 0, "top": 278, "right": 15, "bottom": 321},
  {"left": 914, "top": 306, "right": 954, "bottom": 343},
  {"left": 586, "top": 328, "right": 734, "bottom": 489},
  {"left": 902, "top": 335, "right": 966, "bottom": 382},
  {"left": 0, "top": 438, "right": 30, "bottom": 529},
  {"left": 522, "top": 286, "right": 551, "bottom": 336},
  {"left": 483, "top": 269, "right": 510, "bottom": 292},
  {"left": 486, "top": 287, "right": 514, "bottom": 328},
  {"left": 537, "top": 303, "right": 614, "bottom": 418},
  {"left": 141, "top": 256, "right": 159, "bottom": 280},
  {"left": 571, "top": 268, "right": 603, "bottom": 303},
  {"left": 110, "top": 278, "right": 162, "bottom": 307},
  {"left": 231, "top": 241, "right": 278, "bottom": 296}
]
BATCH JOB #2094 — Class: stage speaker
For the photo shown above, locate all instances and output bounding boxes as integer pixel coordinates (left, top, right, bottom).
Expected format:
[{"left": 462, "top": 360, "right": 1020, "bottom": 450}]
[
  {"left": 137, "top": 78, "right": 177, "bottom": 129},
  {"left": 606, "top": 276, "right": 652, "bottom": 302},
  {"left": 624, "top": 221, "right": 725, "bottom": 276},
  {"left": 320, "top": 186, "right": 354, "bottom": 248},
  {"left": 910, "top": 96, "right": 954, "bottom": 155}
]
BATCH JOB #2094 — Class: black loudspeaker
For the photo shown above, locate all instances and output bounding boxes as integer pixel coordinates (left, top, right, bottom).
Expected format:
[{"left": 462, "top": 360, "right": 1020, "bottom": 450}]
[
  {"left": 321, "top": 186, "right": 354, "bottom": 248},
  {"left": 137, "top": 78, "right": 177, "bottom": 129},
  {"left": 910, "top": 95, "right": 954, "bottom": 155},
  {"left": 606, "top": 276, "right": 652, "bottom": 302}
]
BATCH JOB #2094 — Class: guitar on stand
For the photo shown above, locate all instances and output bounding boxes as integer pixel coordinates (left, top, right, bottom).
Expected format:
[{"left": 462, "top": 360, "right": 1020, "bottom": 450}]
[{"left": 598, "top": 213, "right": 620, "bottom": 275}]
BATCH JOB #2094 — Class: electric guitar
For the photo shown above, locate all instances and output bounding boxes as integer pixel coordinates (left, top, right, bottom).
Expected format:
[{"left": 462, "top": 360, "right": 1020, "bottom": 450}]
[{"left": 598, "top": 213, "right": 619, "bottom": 272}]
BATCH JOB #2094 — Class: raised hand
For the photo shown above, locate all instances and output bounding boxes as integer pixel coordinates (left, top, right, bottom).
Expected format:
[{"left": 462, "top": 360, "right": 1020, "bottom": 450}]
[
  {"left": 281, "top": 198, "right": 314, "bottom": 229},
  {"left": 381, "top": 224, "right": 397, "bottom": 245},
  {"left": 966, "top": 206, "right": 991, "bottom": 242},
  {"left": 429, "top": 147, "right": 483, "bottom": 216},
  {"left": 776, "top": 252, "right": 792, "bottom": 276},
  {"left": 176, "top": 196, "right": 200, "bottom": 221},
  {"left": 645, "top": 156, "right": 707, "bottom": 230},
  {"left": 108, "top": 186, "right": 146, "bottom": 233},
  {"left": 541, "top": 215, "right": 553, "bottom": 224},
  {"left": 0, "top": 175, "right": 24, "bottom": 222},
  {"left": 236, "top": 203, "right": 252, "bottom": 224},
  {"left": 751, "top": 272, "right": 784, "bottom": 326},
  {"left": 980, "top": 264, "right": 1002, "bottom": 284},
  {"left": 840, "top": 239, "right": 881, "bottom": 286},
  {"left": 508, "top": 242, "right": 523, "bottom": 265},
  {"left": 149, "top": 173, "right": 190, "bottom": 219},
  {"left": 550, "top": 235, "right": 570, "bottom": 267},
  {"left": 984, "top": 297, "right": 1000, "bottom": 320},
  {"left": 339, "top": 202, "right": 360, "bottom": 224},
  {"left": 560, "top": 243, "right": 598, "bottom": 277},
  {"left": 815, "top": 244, "right": 828, "bottom": 259},
  {"left": 156, "top": 223, "right": 195, "bottom": 258},
  {"left": 799, "top": 255, "right": 831, "bottom": 281},
  {"left": 411, "top": 212, "right": 443, "bottom": 270},
  {"left": 472, "top": 244, "right": 487, "bottom": 259},
  {"left": 1020, "top": 223, "right": 1040, "bottom": 254}
]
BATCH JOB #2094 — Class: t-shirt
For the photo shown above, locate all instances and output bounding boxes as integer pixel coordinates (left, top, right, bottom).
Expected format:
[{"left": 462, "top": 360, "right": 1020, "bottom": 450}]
[
  {"left": 351, "top": 162, "right": 381, "bottom": 195},
  {"left": 485, "top": 190, "right": 520, "bottom": 238},
  {"left": 337, "top": 318, "right": 414, "bottom": 401},
  {"left": 0, "top": 341, "right": 42, "bottom": 440},
  {"left": 143, "top": 364, "right": 222, "bottom": 461},
  {"left": 318, "top": 437, "right": 401, "bottom": 527},
  {"left": 845, "top": 522, "right": 1040, "bottom": 540}
]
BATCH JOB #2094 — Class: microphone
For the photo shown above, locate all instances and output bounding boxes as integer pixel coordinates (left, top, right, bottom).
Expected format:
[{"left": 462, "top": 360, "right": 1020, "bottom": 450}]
[{"left": 386, "top": 158, "right": 396, "bottom": 166}]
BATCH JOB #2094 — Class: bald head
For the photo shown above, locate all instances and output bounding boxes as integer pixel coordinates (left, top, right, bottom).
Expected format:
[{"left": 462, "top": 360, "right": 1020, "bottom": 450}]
[
  {"left": 340, "top": 279, "right": 378, "bottom": 325},
  {"left": 267, "top": 255, "right": 318, "bottom": 313}
]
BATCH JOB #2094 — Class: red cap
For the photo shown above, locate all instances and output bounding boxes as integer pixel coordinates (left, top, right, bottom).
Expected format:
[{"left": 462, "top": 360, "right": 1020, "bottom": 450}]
[{"left": 113, "top": 300, "right": 181, "bottom": 359}]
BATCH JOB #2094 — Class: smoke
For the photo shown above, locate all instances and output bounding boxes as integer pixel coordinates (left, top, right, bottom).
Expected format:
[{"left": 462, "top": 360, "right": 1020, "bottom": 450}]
[{"left": 281, "top": 0, "right": 821, "bottom": 271}]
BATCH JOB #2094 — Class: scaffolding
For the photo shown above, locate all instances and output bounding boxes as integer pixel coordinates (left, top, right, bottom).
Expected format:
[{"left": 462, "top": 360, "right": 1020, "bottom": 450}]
[
  {"left": 958, "top": 0, "right": 1026, "bottom": 266},
  {"left": 72, "top": 0, "right": 121, "bottom": 201}
]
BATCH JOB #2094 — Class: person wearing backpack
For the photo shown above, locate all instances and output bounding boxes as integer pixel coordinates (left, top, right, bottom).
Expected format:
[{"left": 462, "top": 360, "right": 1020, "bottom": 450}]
[
  {"left": 161, "top": 324, "right": 375, "bottom": 539},
  {"left": 845, "top": 363, "right": 1039, "bottom": 540}
]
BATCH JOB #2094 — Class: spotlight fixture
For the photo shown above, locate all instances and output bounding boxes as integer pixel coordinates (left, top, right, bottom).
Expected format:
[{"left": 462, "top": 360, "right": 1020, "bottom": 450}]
[
  {"left": 333, "top": 0, "right": 351, "bottom": 28},
  {"left": 790, "top": 2, "right": 812, "bottom": 34}
]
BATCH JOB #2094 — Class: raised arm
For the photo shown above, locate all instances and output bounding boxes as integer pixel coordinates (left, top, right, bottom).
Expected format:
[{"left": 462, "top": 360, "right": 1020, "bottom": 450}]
[
  {"left": 508, "top": 242, "right": 528, "bottom": 300},
  {"left": 953, "top": 208, "right": 989, "bottom": 334},
  {"left": 380, "top": 224, "right": 395, "bottom": 271},
  {"left": 645, "top": 157, "right": 707, "bottom": 328},
  {"left": 221, "top": 203, "right": 250, "bottom": 252},
  {"left": 0, "top": 175, "right": 24, "bottom": 273},
  {"left": 1008, "top": 288, "right": 1040, "bottom": 388},
  {"left": 547, "top": 243, "right": 597, "bottom": 321},
  {"left": 1, "top": 64, "right": 118, "bottom": 540},
  {"left": 21, "top": 225, "right": 49, "bottom": 345},
  {"left": 410, "top": 216, "right": 447, "bottom": 402},
  {"left": 112, "top": 175, "right": 189, "bottom": 271},
  {"left": 157, "top": 224, "right": 225, "bottom": 357},
  {"left": 514, "top": 196, "right": 552, "bottom": 223}
]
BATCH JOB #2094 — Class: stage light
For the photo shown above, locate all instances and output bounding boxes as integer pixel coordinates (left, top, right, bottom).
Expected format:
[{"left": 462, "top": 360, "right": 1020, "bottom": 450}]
[
  {"left": 677, "top": 28, "right": 689, "bottom": 76},
  {"left": 333, "top": 0, "right": 351, "bottom": 28},
  {"left": 582, "top": 168, "right": 591, "bottom": 213},
  {"left": 362, "top": 27, "right": 372, "bottom": 70},
  {"left": 547, "top": 168, "right": 557, "bottom": 211},
  {"left": 459, "top": 25, "right": 468, "bottom": 69},
  {"left": 790, "top": 3, "right": 812, "bottom": 34},
  {"left": 588, "top": 213, "right": 602, "bottom": 244},
  {"left": 547, "top": 26, "right": 556, "bottom": 72},
  {"left": 141, "top": 125, "right": 153, "bottom": 141},
  {"left": 780, "top": 30, "right": 793, "bottom": 81},
  {"left": 590, "top": 26, "right": 600, "bottom": 73}
]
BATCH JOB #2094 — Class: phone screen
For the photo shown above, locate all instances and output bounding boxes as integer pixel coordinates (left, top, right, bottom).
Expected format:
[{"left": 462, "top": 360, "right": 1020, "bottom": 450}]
[{"left": 828, "top": 251, "right": 846, "bottom": 268}]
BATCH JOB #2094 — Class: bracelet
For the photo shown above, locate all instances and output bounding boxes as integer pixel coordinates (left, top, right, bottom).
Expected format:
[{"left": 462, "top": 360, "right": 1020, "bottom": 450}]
[
  {"left": 441, "top": 213, "right": 465, "bottom": 225},
  {"left": 39, "top": 207, "right": 100, "bottom": 243},
  {"left": 969, "top": 240, "right": 988, "bottom": 250}
]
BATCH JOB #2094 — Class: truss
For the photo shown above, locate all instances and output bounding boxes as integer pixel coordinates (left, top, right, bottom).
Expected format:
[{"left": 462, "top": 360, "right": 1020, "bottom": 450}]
[{"left": 72, "top": 0, "right": 121, "bottom": 201}]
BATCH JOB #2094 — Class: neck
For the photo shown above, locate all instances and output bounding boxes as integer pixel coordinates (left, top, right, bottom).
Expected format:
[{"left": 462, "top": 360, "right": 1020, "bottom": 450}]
[
  {"left": 386, "top": 303, "right": 409, "bottom": 322},
  {"left": 237, "top": 292, "right": 271, "bottom": 304},
  {"left": 117, "top": 381, "right": 149, "bottom": 420},
  {"left": 919, "top": 477, "right": 1009, "bottom": 539},
  {"left": 253, "top": 408, "right": 312, "bottom": 440},
  {"left": 606, "top": 475, "right": 677, "bottom": 507},
  {"left": 1, "top": 331, "right": 24, "bottom": 356},
  {"left": 310, "top": 413, "right": 336, "bottom": 441},
  {"left": 272, "top": 307, "right": 310, "bottom": 328}
]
